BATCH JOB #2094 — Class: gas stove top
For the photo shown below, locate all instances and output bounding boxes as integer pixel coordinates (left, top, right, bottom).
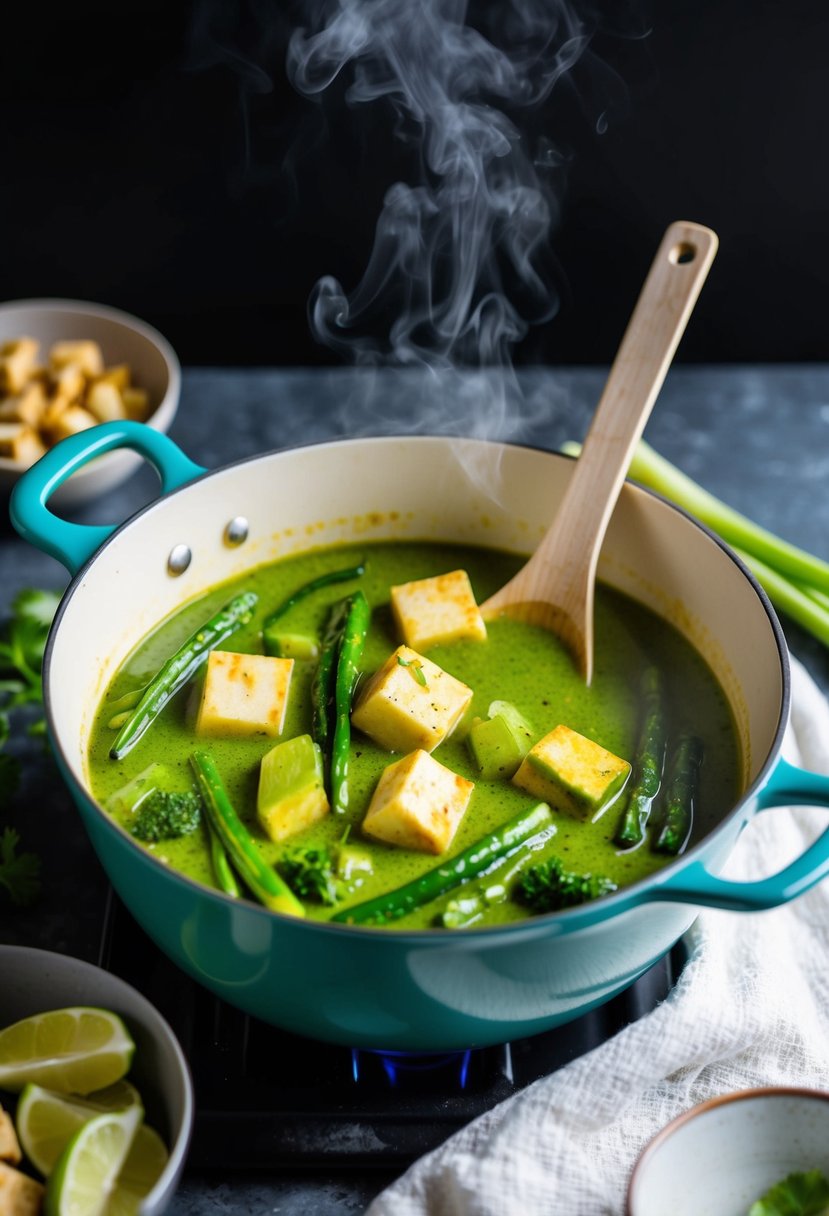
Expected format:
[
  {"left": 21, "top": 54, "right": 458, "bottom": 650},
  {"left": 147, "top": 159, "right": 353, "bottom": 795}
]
[{"left": 99, "top": 892, "right": 684, "bottom": 1170}]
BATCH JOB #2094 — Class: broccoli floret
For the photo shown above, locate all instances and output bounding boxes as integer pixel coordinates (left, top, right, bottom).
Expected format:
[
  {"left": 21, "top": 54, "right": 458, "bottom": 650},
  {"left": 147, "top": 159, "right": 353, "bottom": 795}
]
[
  {"left": 277, "top": 845, "right": 345, "bottom": 906},
  {"left": 129, "top": 789, "right": 203, "bottom": 842},
  {"left": 516, "top": 856, "right": 617, "bottom": 912}
]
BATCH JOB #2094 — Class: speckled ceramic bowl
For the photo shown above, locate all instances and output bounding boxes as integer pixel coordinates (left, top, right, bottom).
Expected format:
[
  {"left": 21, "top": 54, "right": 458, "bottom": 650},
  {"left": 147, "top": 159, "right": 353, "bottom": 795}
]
[
  {"left": 0, "top": 944, "right": 193, "bottom": 1215},
  {"left": 627, "top": 1088, "right": 829, "bottom": 1216}
]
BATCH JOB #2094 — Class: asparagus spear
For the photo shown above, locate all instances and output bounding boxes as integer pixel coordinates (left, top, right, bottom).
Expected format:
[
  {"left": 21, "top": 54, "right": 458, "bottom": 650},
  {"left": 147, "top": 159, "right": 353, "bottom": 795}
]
[
  {"left": 109, "top": 592, "right": 258, "bottom": 760},
  {"left": 654, "top": 731, "right": 703, "bottom": 855},
  {"left": 190, "top": 750, "right": 304, "bottom": 917},
  {"left": 615, "top": 666, "right": 666, "bottom": 848},
  {"left": 330, "top": 803, "right": 554, "bottom": 926}
]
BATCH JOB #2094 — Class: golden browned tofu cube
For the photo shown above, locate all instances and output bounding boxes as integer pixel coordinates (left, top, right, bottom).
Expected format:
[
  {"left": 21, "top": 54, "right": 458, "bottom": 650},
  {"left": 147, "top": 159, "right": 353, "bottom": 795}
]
[
  {"left": 196, "top": 650, "right": 293, "bottom": 739},
  {"left": 0, "top": 381, "right": 48, "bottom": 427},
  {"left": 0, "top": 423, "right": 46, "bottom": 466},
  {"left": 95, "top": 363, "right": 131, "bottom": 391},
  {"left": 48, "top": 338, "right": 104, "bottom": 378},
  {"left": 512, "top": 724, "right": 630, "bottom": 820},
  {"left": 351, "top": 645, "right": 472, "bottom": 753},
  {"left": 0, "top": 1107, "right": 20, "bottom": 1165},
  {"left": 43, "top": 405, "right": 97, "bottom": 443},
  {"left": 0, "top": 338, "right": 38, "bottom": 394},
  {"left": 390, "top": 569, "right": 487, "bottom": 650},
  {"left": 362, "top": 748, "right": 474, "bottom": 854},
  {"left": 0, "top": 1162, "right": 44, "bottom": 1216},
  {"left": 121, "top": 386, "right": 150, "bottom": 420},
  {"left": 86, "top": 380, "right": 126, "bottom": 422},
  {"left": 47, "top": 363, "right": 85, "bottom": 410}
]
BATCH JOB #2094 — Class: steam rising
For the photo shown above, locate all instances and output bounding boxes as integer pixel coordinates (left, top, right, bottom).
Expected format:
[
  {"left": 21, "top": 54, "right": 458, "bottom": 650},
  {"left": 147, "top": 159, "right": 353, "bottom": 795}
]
[{"left": 288, "top": 0, "right": 591, "bottom": 373}]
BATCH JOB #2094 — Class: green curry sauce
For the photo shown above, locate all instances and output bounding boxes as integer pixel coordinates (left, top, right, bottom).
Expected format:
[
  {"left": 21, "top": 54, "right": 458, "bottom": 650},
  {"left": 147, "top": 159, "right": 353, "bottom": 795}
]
[{"left": 86, "top": 540, "right": 741, "bottom": 930}]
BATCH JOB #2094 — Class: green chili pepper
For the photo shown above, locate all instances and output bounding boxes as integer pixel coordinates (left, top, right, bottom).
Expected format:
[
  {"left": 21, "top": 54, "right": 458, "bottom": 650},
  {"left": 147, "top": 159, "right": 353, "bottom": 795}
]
[
  {"left": 190, "top": 750, "right": 304, "bottom": 917},
  {"left": 109, "top": 592, "right": 258, "bottom": 760},
  {"left": 331, "top": 591, "right": 370, "bottom": 814},
  {"left": 311, "top": 597, "right": 351, "bottom": 758},
  {"left": 262, "top": 562, "right": 365, "bottom": 631}
]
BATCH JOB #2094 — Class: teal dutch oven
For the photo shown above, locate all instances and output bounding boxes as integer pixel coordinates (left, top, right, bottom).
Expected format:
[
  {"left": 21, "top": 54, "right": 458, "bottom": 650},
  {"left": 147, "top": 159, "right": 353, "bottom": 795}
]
[{"left": 11, "top": 422, "right": 829, "bottom": 1051}]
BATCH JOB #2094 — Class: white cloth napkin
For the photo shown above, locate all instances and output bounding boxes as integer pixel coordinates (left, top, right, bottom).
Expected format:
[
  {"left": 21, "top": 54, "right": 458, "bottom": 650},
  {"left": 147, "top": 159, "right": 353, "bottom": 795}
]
[{"left": 367, "top": 654, "right": 829, "bottom": 1216}]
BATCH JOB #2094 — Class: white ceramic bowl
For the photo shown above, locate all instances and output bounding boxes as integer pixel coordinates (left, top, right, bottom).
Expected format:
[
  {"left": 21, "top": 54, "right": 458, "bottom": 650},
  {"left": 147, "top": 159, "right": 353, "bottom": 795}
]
[
  {"left": 0, "top": 944, "right": 193, "bottom": 1215},
  {"left": 627, "top": 1088, "right": 829, "bottom": 1216},
  {"left": 0, "top": 298, "right": 180, "bottom": 506}
]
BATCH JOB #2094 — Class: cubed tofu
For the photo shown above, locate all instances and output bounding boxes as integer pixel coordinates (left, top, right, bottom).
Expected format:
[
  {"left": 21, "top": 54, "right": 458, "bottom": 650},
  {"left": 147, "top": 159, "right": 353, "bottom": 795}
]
[
  {"left": 196, "top": 650, "right": 293, "bottom": 738},
  {"left": 0, "top": 1107, "right": 21, "bottom": 1165},
  {"left": 390, "top": 569, "right": 487, "bottom": 650},
  {"left": 0, "top": 1162, "right": 44, "bottom": 1216},
  {"left": 362, "top": 748, "right": 474, "bottom": 854},
  {"left": 0, "top": 423, "right": 46, "bottom": 466},
  {"left": 47, "top": 363, "right": 85, "bottom": 410},
  {"left": 48, "top": 338, "right": 104, "bottom": 378},
  {"left": 95, "top": 363, "right": 131, "bottom": 391},
  {"left": 0, "top": 381, "right": 48, "bottom": 427},
  {"left": 86, "top": 380, "right": 126, "bottom": 422},
  {"left": 121, "top": 386, "right": 150, "bottom": 420},
  {"left": 351, "top": 645, "right": 473, "bottom": 753},
  {"left": 512, "top": 724, "right": 630, "bottom": 820},
  {"left": 0, "top": 337, "right": 38, "bottom": 394},
  {"left": 42, "top": 405, "right": 97, "bottom": 443},
  {"left": 257, "top": 734, "right": 330, "bottom": 842}
]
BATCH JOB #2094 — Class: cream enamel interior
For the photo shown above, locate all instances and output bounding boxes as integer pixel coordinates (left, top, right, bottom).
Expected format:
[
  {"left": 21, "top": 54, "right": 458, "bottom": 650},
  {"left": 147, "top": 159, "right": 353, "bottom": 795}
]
[{"left": 43, "top": 437, "right": 784, "bottom": 803}]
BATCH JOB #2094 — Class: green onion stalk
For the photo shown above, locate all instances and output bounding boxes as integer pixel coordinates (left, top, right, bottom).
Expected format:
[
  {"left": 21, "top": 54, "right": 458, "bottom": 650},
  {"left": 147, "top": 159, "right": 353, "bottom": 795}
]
[{"left": 561, "top": 438, "right": 829, "bottom": 648}]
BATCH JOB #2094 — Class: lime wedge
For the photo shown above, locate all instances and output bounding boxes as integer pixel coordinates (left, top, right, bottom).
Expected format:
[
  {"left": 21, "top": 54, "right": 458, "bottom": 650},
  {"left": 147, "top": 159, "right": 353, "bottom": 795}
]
[
  {"left": 108, "top": 1124, "right": 170, "bottom": 1216},
  {"left": 44, "top": 1106, "right": 142, "bottom": 1216},
  {"left": 16, "top": 1080, "right": 143, "bottom": 1176},
  {"left": 0, "top": 1007, "right": 135, "bottom": 1095}
]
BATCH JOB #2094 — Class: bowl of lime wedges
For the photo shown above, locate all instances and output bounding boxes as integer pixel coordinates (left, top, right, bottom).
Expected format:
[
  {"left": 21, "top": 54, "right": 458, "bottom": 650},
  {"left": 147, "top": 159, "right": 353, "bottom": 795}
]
[{"left": 0, "top": 944, "right": 193, "bottom": 1216}]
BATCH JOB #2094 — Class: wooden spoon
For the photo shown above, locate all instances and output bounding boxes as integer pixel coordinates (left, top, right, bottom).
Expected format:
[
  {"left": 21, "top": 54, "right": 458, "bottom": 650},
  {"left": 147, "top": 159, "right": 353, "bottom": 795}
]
[{"left": 480, "top": 219, "right": 719, "bottom": 684}]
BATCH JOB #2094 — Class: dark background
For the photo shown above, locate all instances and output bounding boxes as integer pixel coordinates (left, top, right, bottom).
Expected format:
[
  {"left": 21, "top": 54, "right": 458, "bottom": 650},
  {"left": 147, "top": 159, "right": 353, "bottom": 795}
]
[{"left": 2, "top": 0, "right": 828, "bottom": 367}]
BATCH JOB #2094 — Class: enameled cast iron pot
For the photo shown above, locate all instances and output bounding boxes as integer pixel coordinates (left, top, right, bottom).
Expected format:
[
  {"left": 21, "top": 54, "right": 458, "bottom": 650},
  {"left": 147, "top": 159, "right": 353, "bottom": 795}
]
[{"left": 11, "top": 421, "right": 829, "bottom": 1051}]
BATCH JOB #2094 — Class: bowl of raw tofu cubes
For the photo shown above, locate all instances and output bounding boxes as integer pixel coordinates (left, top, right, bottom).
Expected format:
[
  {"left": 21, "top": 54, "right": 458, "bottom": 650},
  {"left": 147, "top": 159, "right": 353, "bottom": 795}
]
[{"left": 0, "top": 298, "right": 180, "bottom": 507}]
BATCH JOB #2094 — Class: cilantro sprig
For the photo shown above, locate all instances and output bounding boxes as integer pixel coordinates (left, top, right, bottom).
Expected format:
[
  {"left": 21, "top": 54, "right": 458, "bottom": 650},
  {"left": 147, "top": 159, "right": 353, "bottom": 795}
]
[{"left": 0, "top": 588, "right": 61, "bottom": 906}]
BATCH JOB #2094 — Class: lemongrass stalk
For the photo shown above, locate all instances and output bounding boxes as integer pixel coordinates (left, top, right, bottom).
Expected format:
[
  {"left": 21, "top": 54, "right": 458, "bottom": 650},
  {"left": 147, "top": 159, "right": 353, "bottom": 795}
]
[
  {"left": 732, "top": 548, "right": 829, "bottom": 648},
  {"left": 560, "top": 439, "right": 829, "bottom": 595}
]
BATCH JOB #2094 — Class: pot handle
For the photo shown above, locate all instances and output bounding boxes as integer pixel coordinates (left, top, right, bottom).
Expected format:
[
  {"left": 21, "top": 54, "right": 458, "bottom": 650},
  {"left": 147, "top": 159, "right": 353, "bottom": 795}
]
[
  {"left": 646, "top": 758, "right": 829, "bottom": 911},
  {"left": 9, "top": 421, "right": 206, "bottom": 576}
]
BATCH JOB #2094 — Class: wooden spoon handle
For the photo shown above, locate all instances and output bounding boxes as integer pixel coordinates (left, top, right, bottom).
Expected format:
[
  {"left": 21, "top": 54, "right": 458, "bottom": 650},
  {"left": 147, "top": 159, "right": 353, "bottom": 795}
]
[{"left": 482, "top": 220, "right": 718, "bottom": 680}]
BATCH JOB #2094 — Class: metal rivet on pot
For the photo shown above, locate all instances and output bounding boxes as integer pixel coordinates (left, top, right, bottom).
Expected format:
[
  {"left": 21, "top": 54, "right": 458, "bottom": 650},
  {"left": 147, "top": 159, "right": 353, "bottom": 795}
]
[
  {"left": 167, "top": 544, "right": 192, "bottom": 575},
  {"left": 224, "top": 517, "right": 249, "bottom": 547}
]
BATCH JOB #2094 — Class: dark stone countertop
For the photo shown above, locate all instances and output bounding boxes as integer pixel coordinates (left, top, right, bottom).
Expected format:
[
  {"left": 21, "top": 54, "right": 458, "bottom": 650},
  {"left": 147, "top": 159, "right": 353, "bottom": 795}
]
[{"left": 2, "top": 364, "right": 829, "bottom": 1213}]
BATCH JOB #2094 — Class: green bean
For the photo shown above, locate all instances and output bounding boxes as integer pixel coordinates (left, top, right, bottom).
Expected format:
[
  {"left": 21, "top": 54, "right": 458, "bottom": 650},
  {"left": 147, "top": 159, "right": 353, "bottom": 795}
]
[
  {"left": 330, "top": 591, "right": 370, "bottom": 815},
  {"left": 654, "top": 732, "right": 703, "bottom": 855},
  {"left": 190, "top": 750, "right": 304, "bottom": 917},
  {"left": 110, "top": 592, "right": 258, "bottom": 760},
  {"left": 262, "top": 562, "right": 365, "bottom": 630},
  {"left": 330, "top": 803, "right": 554, "bottom": 926},
  {"left": 616, "top": 667, "right": 665, "bottom": 848}
]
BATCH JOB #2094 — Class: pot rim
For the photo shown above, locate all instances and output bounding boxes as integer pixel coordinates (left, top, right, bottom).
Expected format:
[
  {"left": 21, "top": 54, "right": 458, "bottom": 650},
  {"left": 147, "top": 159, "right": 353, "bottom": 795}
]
[{"left": 42, "top": 434, "right": 791, "bottom": 941}]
